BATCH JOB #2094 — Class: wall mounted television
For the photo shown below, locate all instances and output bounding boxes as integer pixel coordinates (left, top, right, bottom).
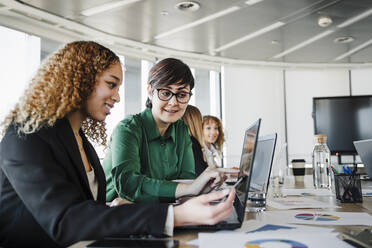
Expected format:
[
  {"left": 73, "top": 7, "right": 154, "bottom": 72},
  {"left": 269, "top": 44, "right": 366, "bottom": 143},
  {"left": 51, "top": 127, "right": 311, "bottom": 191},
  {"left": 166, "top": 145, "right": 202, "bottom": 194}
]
[{"left": 313, "top": 95, "right": 372, "bottom": 155}]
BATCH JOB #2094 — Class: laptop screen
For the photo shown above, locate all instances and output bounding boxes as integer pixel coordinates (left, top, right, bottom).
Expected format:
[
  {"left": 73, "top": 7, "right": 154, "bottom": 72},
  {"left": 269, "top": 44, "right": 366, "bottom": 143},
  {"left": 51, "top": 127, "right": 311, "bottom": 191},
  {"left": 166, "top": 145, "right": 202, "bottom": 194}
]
[
  {"left": 354, "top": 139, "right": 372, "bottom": 180},
  {"left": 249, "top": 134, "right": 277, "bottom": 193},
  {"left": 236, "top": 119, "right": 261, "bottom": 204}
]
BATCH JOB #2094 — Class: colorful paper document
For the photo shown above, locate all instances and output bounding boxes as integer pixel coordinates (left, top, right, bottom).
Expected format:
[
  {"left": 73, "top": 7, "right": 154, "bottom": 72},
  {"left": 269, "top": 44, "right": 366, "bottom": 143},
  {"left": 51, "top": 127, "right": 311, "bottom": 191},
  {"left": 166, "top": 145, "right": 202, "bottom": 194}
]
[
  {"left": 260, "top": 211, "right": 372, "bottom": 226},
  {"left": 198, "top": 229, "right": 353, "bottom": 248},
  {"left": 267, "top": 196, "right": 339, "bottom": 209}
]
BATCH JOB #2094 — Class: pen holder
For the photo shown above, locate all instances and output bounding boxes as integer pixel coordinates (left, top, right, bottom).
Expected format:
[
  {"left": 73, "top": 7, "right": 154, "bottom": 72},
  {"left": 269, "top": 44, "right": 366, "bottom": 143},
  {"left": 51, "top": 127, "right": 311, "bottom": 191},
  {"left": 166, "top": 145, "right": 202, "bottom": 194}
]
[{"left": 334, "top": 173, "right": 363, "bottom": 203}]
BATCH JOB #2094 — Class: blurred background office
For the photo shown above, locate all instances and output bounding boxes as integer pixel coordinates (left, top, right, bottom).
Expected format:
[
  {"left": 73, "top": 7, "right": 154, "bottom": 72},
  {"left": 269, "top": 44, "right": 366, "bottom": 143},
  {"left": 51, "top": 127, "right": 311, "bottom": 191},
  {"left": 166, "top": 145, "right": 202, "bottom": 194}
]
[{"left": 1, "top": 0, "right": 372, "bottom": 169}]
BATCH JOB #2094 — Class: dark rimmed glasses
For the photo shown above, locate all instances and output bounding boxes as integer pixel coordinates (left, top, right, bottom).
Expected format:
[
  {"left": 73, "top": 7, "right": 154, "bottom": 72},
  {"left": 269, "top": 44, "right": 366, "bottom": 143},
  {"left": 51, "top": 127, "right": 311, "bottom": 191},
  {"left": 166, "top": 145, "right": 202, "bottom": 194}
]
[{"left": 156, "top": 88, "right": 192, "bottom": 104}]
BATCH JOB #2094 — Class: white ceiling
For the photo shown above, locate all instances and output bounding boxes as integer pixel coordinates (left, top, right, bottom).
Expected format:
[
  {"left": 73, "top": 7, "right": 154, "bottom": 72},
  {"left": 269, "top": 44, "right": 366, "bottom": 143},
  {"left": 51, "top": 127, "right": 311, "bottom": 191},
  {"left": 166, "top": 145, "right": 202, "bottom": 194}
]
[{"left": 2, "top": 0, "right": 372, "bottom": 68}]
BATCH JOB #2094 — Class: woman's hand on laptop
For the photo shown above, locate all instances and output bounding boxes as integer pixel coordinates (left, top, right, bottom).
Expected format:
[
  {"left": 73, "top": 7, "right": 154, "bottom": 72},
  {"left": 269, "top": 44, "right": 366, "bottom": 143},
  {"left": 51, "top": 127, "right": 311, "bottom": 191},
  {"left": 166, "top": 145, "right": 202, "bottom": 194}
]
[
  {"left": 198, "top": 168, "right": 240, "bottom": 194},
  {"left": 198, "top": 167, "right": 228, "bottom": 194},
  {"left": 173, "top": 188, "right": 235, "bottom": 226},
  {"left": 175, "top": 168, "right": 221, "bottom": 197},
  {"left": 175, "top": 167, "right": 240, "bottom": 197}
]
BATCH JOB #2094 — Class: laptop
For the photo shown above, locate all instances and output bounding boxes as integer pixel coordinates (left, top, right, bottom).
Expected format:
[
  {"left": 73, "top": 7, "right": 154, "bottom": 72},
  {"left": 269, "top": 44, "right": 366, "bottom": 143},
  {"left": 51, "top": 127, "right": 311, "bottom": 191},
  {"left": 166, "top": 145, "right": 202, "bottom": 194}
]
[
  {"left": 354, "top": 139, "right": 372, "bottom": 179},
  {"left": 177, "top": 119, "right": 261, "bottom": 230},
  {"left": 249, "top": 133, "right": 277, "bottom": 196}
]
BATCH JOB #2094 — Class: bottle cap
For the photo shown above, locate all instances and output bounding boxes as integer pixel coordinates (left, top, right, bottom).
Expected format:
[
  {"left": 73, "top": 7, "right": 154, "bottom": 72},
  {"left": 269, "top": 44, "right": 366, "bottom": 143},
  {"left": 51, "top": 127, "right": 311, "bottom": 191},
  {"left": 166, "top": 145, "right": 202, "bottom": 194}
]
[{"left": 314, "top": 134, "right": 327, "bottom": 143}]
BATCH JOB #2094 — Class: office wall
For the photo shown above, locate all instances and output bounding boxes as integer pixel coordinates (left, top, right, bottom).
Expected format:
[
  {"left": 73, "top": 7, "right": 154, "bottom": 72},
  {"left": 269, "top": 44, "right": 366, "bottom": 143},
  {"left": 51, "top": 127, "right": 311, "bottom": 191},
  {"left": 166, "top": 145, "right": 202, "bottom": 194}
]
[
  {"left": 285, "top": 70, "right": 350, "bottom": 163},
  {"left": 222, "top": 66, "right": 286, "bottom": 168},
  {"left": 218, "top": 66, "right": 372, "bottom": 169},
  {"left": 351, "top": 69, "right": 372, "bottom": 95}
]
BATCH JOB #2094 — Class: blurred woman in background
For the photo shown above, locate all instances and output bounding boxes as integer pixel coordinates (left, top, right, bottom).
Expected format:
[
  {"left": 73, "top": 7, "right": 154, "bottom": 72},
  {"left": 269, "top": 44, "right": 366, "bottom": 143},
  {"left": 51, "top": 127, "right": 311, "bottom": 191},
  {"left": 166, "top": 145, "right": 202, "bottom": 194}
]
[
  {"left": 182, "top": 105, "right": 208, "bottom": 176},
  {"left": 202, "top": 115, "right": 225, "bottom": 168}
]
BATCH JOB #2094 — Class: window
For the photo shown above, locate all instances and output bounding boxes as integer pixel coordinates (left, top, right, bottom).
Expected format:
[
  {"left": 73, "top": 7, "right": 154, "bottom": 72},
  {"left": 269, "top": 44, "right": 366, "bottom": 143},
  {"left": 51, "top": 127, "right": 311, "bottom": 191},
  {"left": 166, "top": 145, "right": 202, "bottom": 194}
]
[
  {"left": 0, "top": 26, "right": 40, "bottom": 130},
  {"left": 209, "top": 70, "right": 221, "bottom": 117}
]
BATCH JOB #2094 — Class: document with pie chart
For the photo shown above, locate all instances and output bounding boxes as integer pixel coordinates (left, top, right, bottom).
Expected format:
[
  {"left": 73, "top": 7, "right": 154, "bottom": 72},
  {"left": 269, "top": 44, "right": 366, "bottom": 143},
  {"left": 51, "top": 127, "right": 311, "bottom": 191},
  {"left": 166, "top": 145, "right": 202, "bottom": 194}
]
[
  {"left": 198, "top": 230, "right": 353, "bottom": 248},
  {"left": 261, "top": 211, "right": 372, "bottom": 226}
]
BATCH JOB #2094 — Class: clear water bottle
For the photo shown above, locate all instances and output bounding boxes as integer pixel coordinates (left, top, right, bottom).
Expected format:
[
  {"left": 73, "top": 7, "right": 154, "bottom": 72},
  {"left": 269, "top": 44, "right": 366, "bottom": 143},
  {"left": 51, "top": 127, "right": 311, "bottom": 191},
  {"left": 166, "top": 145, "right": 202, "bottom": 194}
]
[{"left": 312, "top": 134, "right": 331, "bottom": 189}]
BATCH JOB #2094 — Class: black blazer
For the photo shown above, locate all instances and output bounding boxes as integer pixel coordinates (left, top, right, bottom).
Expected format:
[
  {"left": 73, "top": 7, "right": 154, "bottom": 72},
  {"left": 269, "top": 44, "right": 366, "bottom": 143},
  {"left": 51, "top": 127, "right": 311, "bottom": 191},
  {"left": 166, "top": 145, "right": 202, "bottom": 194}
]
[
  {"left": 0, "top": 118, "right": 168, "bottom": 247},
  {"left": 190, "top": 136, "right": 208, "bottom": 176}
]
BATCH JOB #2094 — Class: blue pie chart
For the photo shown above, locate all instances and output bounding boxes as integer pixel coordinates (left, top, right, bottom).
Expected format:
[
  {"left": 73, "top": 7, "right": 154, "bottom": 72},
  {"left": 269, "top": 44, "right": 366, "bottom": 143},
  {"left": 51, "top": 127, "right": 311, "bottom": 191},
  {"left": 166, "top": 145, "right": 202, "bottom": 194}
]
[{"left": 244, "top": 239, "right": 308, "bottom": 248}]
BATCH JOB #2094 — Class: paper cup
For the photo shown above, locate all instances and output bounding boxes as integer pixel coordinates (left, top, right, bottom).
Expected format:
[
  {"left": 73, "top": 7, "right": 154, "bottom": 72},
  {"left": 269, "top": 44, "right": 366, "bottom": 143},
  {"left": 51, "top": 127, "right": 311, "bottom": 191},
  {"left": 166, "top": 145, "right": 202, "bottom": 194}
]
[{"left": 291, "top": 159, "right": 306, "bottom": 183}]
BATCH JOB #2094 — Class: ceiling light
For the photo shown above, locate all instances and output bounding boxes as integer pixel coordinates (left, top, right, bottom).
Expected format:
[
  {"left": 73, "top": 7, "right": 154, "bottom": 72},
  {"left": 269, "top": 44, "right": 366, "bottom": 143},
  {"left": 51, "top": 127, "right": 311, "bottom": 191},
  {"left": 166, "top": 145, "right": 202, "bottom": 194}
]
[
  {"left": 269, "top": 7, "right": 372, "bottom": 60},
  {"left": 318, "top": 15, "right": 332, "bottom": 27},
  {"left": 154, "top": 6, "right": 240, "bottom": 39},
  {"left": 273, "top": 30, "right": 334, "bottom": 59},
  {"left": 81, "top": 0, "right": 141, "bottom": 16},
  {"left": 333, "top": 38, "right": 372, "bottom": 61},
  {"left": 175, "top": 1, "right": 200, "bottom": 12},
  {"left": 337, "top": 8, "right": 372, "bottom": 28},
  {"left": 334, "top": 36, "right": 354, "bottom": 44},
  {"left": 214, "top": 21, "right": 285, "bottom": 52},
  {"left": 245, "top": 0, "right": 264, "bottom": 5},
  {"left": 160, "top": 11, "right": 169, "bottom": 16},
  {"left": 271, "top": 40, "right": 279, "bottom": 45}
]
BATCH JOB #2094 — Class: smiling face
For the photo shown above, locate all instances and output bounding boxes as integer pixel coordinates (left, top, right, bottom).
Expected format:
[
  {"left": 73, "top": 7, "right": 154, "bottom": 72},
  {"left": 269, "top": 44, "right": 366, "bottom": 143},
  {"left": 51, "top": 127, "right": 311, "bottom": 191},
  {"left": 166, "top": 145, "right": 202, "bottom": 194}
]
[
  {"left": 203, "top": 120, "right": 220, "bottom": 146},
  {"left": 148, "top": 83, "right": 190, "bottom": 131},
  {"left": 84, "top": 62, "right": 123, "bottom": 121}
]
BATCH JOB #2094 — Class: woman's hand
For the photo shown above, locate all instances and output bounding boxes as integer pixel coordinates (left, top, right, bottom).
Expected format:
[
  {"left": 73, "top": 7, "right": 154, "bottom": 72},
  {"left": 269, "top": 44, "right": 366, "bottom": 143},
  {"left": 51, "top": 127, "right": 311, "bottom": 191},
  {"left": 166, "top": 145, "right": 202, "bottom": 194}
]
[
  {"left": 192, "top": 167, "right": 226, "bottom": 194},
  {"left": 173, "top": 188, "right": 235, "bottom": 226},
  {"left": 106, "top": 198, "right": 133, "bottom": 207},
  {"left": 175, "top": 167, "right": 240, "bottom": 197}
]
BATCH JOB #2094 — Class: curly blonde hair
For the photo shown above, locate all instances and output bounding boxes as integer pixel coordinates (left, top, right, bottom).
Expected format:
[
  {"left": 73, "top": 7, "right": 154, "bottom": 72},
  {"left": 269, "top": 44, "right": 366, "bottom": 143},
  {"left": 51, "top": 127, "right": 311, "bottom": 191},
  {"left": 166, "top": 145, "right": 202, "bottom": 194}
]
[
  {"left": 202, "top": 115, "right": 225, "bottom": 153},
  {"left": 1, "top": 41, "right": 120, "bottom": 146}
]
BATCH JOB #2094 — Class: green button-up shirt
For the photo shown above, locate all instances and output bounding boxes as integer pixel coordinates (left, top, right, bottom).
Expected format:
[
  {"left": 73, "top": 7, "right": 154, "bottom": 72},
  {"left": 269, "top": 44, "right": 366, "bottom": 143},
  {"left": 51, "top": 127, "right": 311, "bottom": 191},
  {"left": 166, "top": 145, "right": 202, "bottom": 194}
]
[{"left": 103, "top": 108, "right": 196, "bottom": 203}]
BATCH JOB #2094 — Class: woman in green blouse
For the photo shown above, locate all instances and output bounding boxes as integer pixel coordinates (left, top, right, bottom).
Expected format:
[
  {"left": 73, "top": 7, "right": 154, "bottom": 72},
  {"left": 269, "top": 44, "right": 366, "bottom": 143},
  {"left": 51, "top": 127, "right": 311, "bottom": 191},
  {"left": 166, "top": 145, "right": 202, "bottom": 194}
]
[{"left": 103, "top": 58, "right": 228, "bottom": 203}]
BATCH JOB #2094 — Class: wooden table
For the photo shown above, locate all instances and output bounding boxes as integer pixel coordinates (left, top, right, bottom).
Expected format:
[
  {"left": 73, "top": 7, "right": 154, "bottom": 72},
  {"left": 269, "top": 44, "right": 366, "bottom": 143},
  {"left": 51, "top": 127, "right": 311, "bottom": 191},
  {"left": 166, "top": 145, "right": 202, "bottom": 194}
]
[
  {"left": 174, "top": 175, "right": 372, "bottom": 247},
  {"left": 70, "top": 175, "right": 371, "bottom": 248}
]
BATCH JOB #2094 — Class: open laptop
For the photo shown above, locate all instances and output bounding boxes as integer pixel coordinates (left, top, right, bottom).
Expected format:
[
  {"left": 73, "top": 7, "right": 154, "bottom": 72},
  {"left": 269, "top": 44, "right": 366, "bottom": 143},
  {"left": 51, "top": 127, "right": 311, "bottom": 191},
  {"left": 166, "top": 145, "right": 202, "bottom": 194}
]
[
  {"left": 177, "top": 119, "right": 261, "bottom": 230},
  {"left": 249, "top": 133, "right": 277, "bottom": 195},
  {"left": 354, "top": 139, "right": 372, "bottom": 179}
]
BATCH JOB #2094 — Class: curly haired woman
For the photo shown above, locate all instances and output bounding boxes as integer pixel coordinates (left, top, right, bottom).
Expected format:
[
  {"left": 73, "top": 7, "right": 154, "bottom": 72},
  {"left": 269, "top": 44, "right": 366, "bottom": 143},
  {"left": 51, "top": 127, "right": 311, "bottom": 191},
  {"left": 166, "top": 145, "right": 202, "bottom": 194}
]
[{"left": 0, "top": 41, "right": 235, "bottom": 247}]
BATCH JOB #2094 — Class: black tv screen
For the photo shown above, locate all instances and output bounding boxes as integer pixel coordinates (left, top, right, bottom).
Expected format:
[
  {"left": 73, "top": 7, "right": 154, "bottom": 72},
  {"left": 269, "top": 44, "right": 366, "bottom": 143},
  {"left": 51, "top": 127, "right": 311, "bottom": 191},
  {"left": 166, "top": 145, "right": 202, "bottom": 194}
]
[{"left": 313, "top": 95, "right": 372, "bottom": 154}]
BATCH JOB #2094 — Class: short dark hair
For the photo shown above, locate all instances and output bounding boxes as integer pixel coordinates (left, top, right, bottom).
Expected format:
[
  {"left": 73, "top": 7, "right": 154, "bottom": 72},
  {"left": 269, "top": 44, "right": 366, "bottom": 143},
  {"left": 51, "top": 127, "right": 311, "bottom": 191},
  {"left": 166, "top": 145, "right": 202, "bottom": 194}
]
[{"left": 146, "top": 58, "right": 194, "bottom": 108}]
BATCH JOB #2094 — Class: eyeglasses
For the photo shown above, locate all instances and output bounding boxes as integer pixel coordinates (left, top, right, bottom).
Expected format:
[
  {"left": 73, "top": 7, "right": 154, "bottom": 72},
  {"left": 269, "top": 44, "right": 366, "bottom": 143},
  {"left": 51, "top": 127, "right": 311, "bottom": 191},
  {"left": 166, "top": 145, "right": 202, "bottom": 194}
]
[{"left": 156, "top": 88, "right": 192, "bottom": 104}]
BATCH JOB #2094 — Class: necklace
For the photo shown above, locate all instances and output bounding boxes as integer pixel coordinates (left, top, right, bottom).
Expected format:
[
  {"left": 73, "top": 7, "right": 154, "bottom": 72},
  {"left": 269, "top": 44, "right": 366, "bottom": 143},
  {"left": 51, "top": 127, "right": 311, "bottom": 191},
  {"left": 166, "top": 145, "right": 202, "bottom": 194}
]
[
  {"left": 73, "top": 130, "right": 91, "bottom": 172},
  {"left": 73, "top": 130, "right": 80, "bottom": 137},
  {"left": 73, "top": 131, "right": 84, "bottom": 150}
]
